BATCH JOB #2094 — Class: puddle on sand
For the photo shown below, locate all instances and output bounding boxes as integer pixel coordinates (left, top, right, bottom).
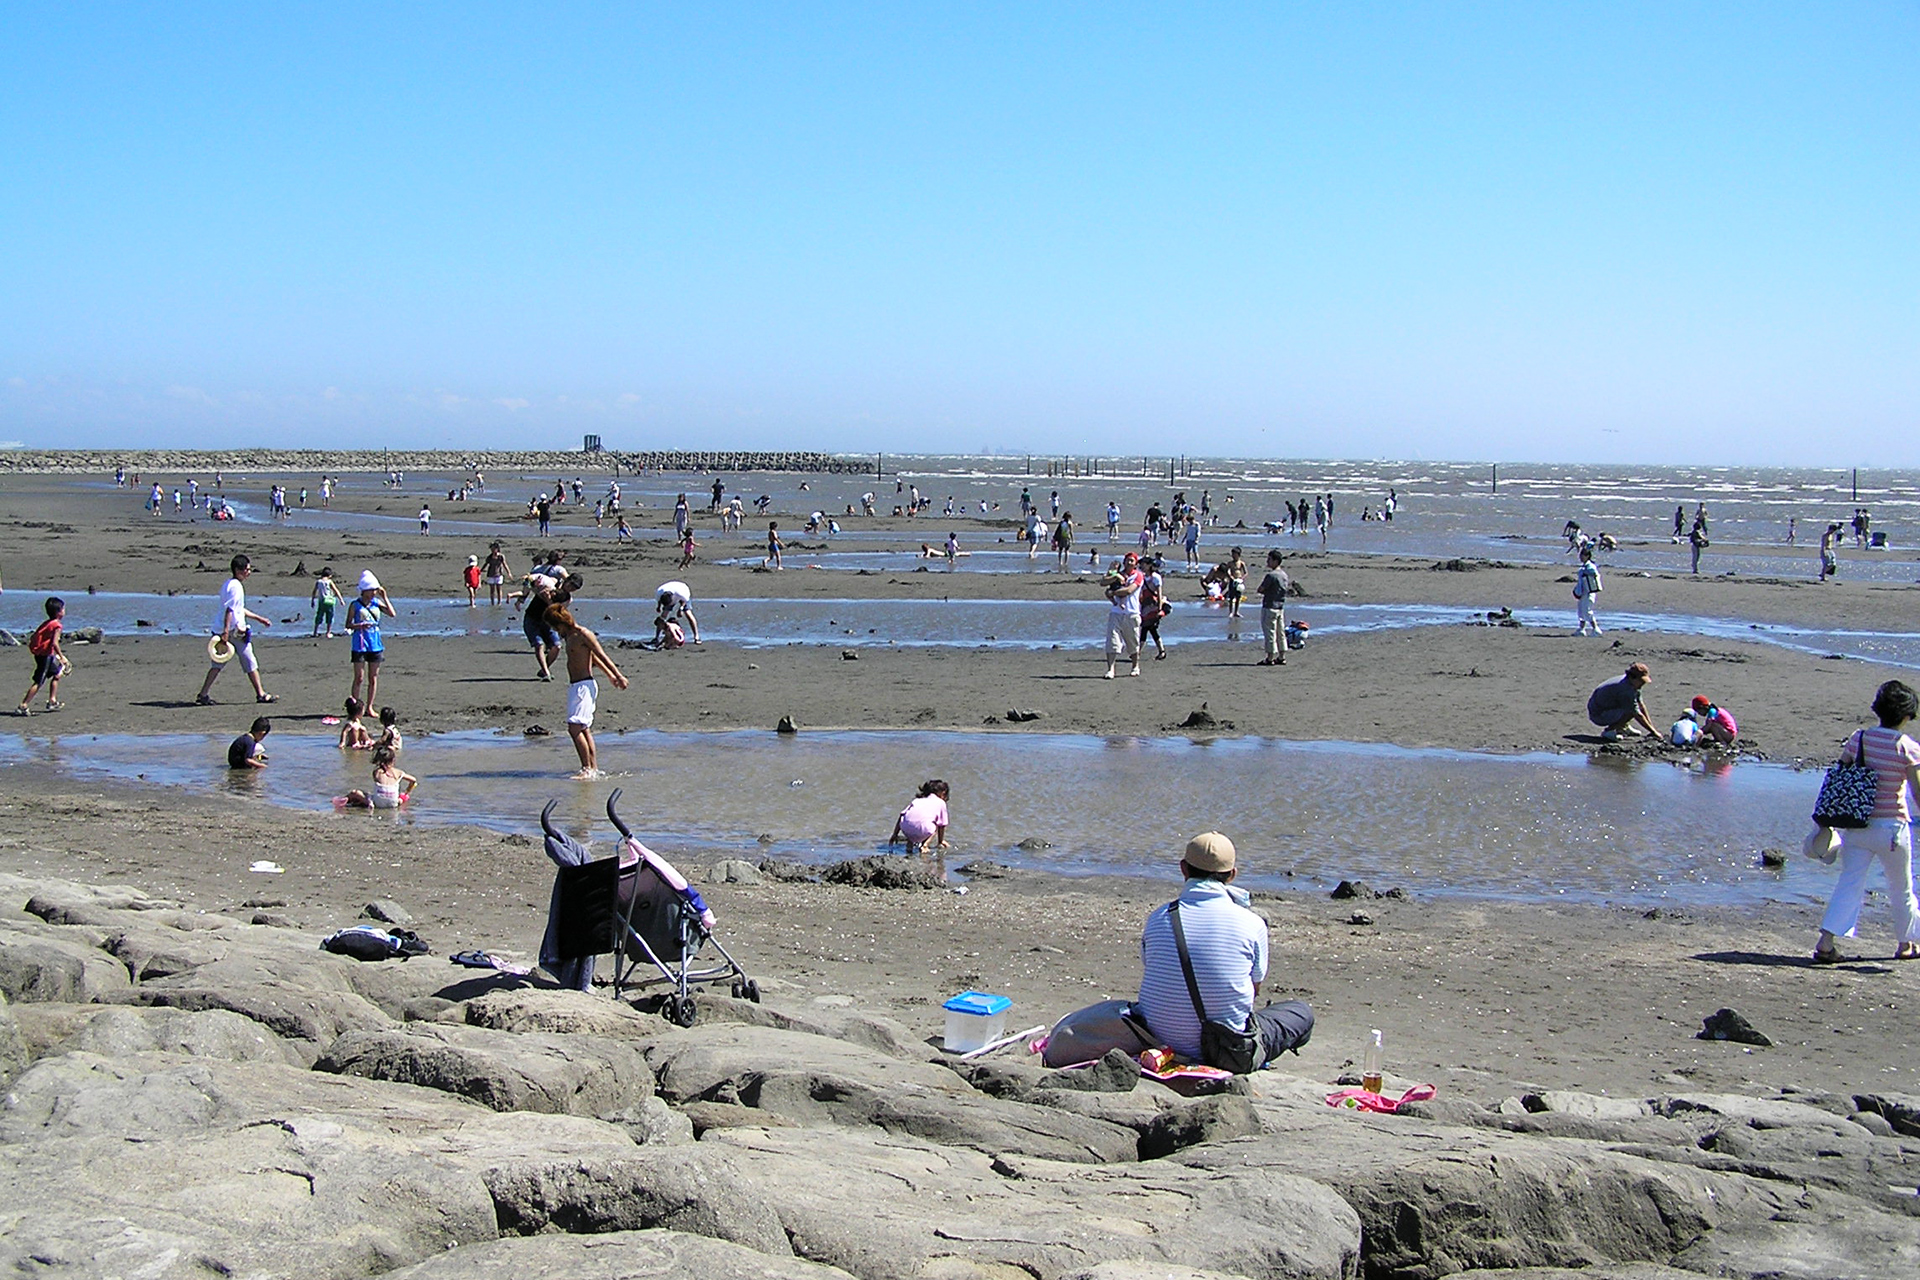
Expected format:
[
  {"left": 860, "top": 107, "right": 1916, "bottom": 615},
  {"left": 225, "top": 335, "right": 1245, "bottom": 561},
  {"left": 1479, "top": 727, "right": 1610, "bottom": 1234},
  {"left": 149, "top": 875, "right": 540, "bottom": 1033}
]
[
  {"left": 0, "top": 728, "right": 1827, "bottom": 909},
  {"left": 6, "top": 592, "right": 1918, "bottom": 666}
]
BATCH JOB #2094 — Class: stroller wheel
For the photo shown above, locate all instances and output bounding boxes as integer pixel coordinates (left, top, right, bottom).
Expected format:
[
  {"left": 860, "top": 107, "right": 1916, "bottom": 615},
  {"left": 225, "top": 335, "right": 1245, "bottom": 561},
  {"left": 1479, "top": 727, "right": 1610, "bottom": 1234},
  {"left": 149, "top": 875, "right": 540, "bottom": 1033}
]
[
  {"left": 729, "top": 980, "right": 744, "bottom": 999},
  {"left": 668, "top": 994, "right": 699, "bottom": 1027},
  {"left": 745, "top": 978, "right": 761, "bottom": 1004}
]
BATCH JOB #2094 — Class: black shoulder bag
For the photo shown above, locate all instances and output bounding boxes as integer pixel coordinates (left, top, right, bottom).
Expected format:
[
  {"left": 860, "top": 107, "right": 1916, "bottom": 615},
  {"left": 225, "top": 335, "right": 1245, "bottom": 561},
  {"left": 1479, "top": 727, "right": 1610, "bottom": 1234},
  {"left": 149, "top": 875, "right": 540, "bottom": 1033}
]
[{"left": 1167, "top": 900, "right": 1262, "bottom": 1074}]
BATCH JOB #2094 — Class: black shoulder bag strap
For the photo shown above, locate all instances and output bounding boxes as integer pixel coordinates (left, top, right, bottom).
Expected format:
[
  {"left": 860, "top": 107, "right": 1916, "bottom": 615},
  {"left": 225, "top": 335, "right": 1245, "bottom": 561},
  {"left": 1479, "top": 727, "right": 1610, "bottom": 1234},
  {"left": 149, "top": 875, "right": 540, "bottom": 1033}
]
[{"left": 1166, "top": 900, "right": 1210, "bottom": 1024}]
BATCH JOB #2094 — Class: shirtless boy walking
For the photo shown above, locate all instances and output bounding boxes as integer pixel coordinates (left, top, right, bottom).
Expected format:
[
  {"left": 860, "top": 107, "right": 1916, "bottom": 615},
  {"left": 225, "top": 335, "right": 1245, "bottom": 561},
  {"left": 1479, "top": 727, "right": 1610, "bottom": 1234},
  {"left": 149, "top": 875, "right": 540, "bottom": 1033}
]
[{"left": 548, "top": 605, "right": 628, "bottom": 778}]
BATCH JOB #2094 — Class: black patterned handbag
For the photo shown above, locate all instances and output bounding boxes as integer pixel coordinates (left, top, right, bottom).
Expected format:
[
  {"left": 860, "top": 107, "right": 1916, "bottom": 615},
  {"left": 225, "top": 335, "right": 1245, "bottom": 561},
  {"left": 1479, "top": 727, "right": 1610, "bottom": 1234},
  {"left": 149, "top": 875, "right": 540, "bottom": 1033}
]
[{"left": 1812, "top": 730, "right": 1878, "bottom": 829}]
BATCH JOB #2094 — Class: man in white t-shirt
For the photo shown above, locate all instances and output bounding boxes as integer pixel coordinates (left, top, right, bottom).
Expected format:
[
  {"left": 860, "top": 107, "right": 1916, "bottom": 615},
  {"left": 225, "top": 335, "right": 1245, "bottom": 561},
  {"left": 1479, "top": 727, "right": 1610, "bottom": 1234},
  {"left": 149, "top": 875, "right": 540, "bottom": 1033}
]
[
  {"left": 1135, "top": 832, "right": 1314, "bottom": 1070},
  {"left": 196, "top": 554, "right": 275, "bottom": 705},
  {"left": 1103, "top": 552, "right": 1144, "bottom": 680}
]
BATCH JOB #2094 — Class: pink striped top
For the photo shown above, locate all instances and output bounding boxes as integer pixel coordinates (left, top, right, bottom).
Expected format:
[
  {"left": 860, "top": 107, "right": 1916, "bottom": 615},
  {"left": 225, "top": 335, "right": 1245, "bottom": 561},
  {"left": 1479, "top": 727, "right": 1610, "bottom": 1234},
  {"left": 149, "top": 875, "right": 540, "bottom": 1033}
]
[{"left": 1849, "top": 727, "right": 1920, "bottom": 822}]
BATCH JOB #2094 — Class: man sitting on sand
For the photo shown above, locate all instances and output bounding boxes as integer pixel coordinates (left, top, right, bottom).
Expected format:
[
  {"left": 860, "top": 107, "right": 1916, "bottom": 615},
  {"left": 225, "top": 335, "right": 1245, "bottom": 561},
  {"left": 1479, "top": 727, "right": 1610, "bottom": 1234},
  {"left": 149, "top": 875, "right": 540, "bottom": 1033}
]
[
  {"left": 1135, "top": 832, "right": 1314, "bottom": 1071},
  {"left": 548, "top": 604, "right": 628, "bottom": 779},
  {"left": 1587, "top": 662, "right": 1659, "bottom": 741}
]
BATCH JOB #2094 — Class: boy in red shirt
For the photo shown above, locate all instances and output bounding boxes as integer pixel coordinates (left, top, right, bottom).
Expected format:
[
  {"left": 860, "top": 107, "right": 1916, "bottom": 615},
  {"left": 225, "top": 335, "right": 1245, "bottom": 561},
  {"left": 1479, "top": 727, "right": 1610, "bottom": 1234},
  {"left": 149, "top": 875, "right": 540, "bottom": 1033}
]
[{"left": 16, "top": 597, "right": 66, "bottom": 715}]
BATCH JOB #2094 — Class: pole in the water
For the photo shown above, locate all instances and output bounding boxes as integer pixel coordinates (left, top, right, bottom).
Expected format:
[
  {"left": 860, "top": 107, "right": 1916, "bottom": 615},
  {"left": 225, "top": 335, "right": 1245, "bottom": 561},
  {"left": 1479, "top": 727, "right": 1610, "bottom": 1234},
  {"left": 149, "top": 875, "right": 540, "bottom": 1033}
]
[
  {"left": 1853, "top": 468, "right": 1858, "bottom": 502},
  {"left": 1492, "top": 464, "right": 1497, "bottom": 495}
]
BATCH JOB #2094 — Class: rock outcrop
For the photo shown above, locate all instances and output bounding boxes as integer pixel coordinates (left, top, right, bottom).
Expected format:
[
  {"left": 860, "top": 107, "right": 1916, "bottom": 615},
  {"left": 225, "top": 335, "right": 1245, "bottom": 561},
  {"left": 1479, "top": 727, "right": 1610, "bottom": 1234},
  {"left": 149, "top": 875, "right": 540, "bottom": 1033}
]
[{"left": 5, "top": 869, "right": 1920, "bottom": 1280}]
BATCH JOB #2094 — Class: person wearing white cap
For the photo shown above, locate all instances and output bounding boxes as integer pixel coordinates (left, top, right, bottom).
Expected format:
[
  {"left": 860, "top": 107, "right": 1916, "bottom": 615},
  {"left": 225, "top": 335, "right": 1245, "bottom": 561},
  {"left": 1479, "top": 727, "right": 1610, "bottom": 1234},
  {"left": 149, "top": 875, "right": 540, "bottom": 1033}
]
[
  {"left": 347, "top": 570, "right": 395, "bottom": 711},
  {"left": 1133, "top": 832, "right": 1314, "bottom": 1072}
]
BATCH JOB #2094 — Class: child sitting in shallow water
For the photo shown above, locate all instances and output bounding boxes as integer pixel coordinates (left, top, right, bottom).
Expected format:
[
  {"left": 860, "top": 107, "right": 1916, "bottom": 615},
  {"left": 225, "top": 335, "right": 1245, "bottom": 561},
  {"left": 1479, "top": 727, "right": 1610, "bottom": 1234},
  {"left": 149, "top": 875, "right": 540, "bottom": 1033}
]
[
  {"left": 374, "top": 706, "right": 402, "bottom": 757},
  {"left": 336, "top": 697, "right": 372, "bottom": 750},
  {"left": 344, "top": 746, "right": 415, "bottom": 810}
]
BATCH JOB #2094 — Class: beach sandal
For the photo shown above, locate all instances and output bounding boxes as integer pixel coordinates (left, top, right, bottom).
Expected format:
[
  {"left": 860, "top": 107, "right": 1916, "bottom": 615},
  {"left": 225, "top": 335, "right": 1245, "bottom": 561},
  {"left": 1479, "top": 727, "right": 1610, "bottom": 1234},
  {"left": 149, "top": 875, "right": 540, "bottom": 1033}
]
[
  {"left": 256, "top": 693, "right": 278, "bottom": 703},
  {"left": 194, "top": 694, "right": 215, "bottom": 706},
  {"left": 43, "top": 701, "right": 63, "bottom": 712},
  {"left": 1896, "top": 945, "right": 1920, "bottom": 961},
  {"left": 1811, "top": 947, "right": 1847, "bottom": 965},
  {"left": 13, "top": 705, "right": 28, "bottom": 717}
]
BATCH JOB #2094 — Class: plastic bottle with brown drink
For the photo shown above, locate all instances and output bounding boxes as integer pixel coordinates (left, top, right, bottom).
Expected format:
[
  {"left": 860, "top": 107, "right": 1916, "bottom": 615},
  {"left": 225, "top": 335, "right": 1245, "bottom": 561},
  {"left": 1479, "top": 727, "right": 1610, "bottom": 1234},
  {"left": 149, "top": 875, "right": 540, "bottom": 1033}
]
[{"left": 1362, "top": 1028, "right": 1384, "bottom": 1093}]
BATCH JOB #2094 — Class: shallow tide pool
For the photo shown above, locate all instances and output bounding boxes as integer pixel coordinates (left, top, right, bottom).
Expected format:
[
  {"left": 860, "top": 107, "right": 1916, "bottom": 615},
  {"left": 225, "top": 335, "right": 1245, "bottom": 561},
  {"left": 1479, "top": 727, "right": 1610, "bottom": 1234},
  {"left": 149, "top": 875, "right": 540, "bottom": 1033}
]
[{"left": 0, "top": 727, "right": 1833, "bottom": 909}]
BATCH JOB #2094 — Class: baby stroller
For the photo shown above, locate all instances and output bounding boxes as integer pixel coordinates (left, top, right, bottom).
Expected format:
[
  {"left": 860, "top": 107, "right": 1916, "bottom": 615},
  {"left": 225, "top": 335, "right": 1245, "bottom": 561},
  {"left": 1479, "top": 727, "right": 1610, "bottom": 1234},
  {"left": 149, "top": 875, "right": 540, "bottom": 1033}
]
[{"left": 538, "top": 788, "right": 758, "bottom": 1026}]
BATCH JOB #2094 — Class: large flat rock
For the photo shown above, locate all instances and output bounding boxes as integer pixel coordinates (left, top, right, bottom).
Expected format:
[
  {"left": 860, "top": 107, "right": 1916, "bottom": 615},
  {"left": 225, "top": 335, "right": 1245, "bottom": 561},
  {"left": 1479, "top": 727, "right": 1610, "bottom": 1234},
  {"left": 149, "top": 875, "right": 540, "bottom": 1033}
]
[
  {"left": 1188, "top": 1079, "right": 1920, "bottom": 1280},
  {"left": 0, "top": 991, "right": 23, "bottom": 1084},
  {"left": 0, "top": 1049, "right": 719, "bottom": 1279},
  {"left": 48, "top": 1002, "right": 306, "bottom": 1065},
  {"left": 641, "top": 1020, "right": 1135, "bottom": 1161},
  {"left": 0, "top": 924, "right": 132, "bottom": 1002},
  {"left": 377, "top": 1229, "right": 859, "bottom": 1280},
  {"left": 732, "top": 1063, "right": 1140, "bottom": 1163},
  {"left": 108, "top": 979, "right": 395, "bottom": 1060},
  {"left": 464, "top": 984, "right": 674, "bottom": 1037},
  {"left": 483, "top": 1146, "right": 794, "bottom": 1255},
  {"left": 644, "top": 1022, "right": 967, "bottom": 1103},
  {"left": 314, "top": 1020, "right": 656, "bottom": 1116},
  {"left": 703, "top": 1123, "right": 1361, "bottom": 1280},
  {"left": 689, "top": 990, "right": 930, "bottom": 1058}
]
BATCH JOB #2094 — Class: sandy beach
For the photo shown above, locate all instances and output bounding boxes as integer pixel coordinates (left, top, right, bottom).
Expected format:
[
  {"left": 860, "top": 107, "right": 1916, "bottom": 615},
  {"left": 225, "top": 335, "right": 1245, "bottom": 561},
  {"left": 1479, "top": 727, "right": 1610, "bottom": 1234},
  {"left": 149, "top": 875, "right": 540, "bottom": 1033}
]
[{"left": 3, "top": 464, "right": 1918, "bottom": 1113}]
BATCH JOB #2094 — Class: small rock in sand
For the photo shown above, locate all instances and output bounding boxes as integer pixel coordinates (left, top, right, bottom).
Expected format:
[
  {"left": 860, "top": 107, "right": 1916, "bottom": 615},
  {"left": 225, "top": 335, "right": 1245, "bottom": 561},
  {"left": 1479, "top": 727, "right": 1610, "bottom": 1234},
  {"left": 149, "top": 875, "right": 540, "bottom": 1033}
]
[
  {"left": 1331, "top": 880, "right": 1377, "bottom": 900},
  {"left": 361, "top": 899, "right": 414, "bottom": 926},
  {"left": 1698, "top": 1008, "right": 1772, "bottom": 1047}
]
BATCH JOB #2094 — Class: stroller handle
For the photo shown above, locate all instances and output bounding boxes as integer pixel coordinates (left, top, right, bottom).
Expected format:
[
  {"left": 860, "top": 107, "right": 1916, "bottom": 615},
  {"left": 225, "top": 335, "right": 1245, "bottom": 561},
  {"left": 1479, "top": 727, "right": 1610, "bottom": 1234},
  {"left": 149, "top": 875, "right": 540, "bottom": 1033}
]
[
  {"left": 540, "top": 798, "right": 562, "bottom": 841},
  {"left": 606, "top": 788, "right": 633, "bottom": 838}
]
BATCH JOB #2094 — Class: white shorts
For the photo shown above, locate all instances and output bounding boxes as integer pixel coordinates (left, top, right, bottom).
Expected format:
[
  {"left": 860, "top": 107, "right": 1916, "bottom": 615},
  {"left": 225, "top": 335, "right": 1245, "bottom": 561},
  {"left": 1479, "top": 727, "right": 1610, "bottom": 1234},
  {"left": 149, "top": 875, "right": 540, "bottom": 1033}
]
[
  {"left": 567, "top": 678, "right": 598, "bottom": 727},
  {"left": 1105, "top": 613, "right": 1141, "bottom": 660},
  {"left": 217, "top": 637, "right": 259, "bottom": 675},
  {"left": 485, "top": 574, "right": 504, "bottom": 586}
]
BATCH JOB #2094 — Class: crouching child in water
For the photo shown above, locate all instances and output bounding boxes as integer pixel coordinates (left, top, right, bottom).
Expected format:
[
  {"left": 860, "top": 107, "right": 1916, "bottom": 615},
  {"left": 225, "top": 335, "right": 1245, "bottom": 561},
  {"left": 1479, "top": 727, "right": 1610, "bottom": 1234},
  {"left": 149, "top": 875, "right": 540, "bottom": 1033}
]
[
  {"left": 337, "top": 697, "right": 372, "bottom": 750},
  {"left": 344, "top": 746, "right": 415, "bottom": 810},
  {"left": 889, "top": 779, "right": 952, "bottom": 879}
]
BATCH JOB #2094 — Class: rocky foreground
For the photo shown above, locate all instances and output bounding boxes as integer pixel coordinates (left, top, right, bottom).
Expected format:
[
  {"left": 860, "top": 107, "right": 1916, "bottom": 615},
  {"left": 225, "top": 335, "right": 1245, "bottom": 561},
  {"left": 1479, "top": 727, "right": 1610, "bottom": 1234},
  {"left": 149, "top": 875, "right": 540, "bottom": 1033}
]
[{"left": 3, "top": 872, "right": 1919, "bottom": 1280}]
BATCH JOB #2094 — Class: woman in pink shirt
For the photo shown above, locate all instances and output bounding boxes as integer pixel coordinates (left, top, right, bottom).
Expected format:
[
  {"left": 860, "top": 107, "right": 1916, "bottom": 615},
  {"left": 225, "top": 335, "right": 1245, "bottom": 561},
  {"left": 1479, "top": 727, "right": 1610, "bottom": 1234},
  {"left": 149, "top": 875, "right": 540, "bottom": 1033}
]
[{"left": 1814, "top": 680, "right": 1920, "bottom": 964}]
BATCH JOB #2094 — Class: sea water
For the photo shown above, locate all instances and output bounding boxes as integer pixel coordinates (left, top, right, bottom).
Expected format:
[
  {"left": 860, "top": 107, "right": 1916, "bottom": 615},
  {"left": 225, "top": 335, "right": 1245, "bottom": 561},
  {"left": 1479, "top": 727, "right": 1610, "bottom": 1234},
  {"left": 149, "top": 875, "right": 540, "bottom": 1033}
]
[
  {"left": 73, "top": 459, "right": 1920, "bottom": 582},
  {"left": 8, "top": 591, "right": 1917, "bottom": 667}
]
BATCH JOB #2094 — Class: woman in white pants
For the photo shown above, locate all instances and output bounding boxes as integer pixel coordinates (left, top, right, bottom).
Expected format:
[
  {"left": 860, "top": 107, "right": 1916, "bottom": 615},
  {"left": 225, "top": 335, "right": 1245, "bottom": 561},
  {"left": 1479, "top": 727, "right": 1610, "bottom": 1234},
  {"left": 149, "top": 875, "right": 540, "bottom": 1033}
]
[{"left": 1813, "top": 680, "right": 1920, "bottom": 963}]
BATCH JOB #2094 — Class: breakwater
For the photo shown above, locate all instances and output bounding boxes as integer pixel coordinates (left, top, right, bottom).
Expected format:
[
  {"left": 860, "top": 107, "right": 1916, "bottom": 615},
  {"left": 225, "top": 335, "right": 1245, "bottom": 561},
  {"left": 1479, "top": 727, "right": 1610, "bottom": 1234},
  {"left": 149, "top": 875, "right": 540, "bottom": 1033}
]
[{"left": 0, "top": 448, "right": 872, "bottom": 475}]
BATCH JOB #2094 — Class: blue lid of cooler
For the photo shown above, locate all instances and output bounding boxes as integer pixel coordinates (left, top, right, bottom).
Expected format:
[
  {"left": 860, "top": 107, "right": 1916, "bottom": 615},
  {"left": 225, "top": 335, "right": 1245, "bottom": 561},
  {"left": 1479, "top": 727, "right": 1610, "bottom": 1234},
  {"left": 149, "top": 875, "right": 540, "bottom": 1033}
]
[{"left": 942, "top": 990, "right": 1011, "bottom": 1016}]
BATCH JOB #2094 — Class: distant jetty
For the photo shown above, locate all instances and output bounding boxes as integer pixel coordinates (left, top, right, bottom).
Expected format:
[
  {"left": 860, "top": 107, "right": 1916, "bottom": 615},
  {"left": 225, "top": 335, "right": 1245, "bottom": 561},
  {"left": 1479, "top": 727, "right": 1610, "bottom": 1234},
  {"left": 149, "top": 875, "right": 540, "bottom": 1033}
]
[{"left": 0, "top": 448, "right": 873, "bottom": 475}]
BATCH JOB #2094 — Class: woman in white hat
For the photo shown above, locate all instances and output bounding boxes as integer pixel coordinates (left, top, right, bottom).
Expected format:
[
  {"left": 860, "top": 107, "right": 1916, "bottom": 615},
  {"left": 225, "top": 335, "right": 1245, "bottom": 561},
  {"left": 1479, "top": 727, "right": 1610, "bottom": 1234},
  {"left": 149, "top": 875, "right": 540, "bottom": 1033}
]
[{"left": 347, "top": 570, "right": 395, "bottom": 711}]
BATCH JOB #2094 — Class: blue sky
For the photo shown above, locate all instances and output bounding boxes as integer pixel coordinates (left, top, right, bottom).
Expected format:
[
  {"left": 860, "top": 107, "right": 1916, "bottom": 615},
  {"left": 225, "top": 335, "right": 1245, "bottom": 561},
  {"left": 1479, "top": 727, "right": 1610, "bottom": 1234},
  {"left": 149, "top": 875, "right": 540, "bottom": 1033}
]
[{"left": 2, "top": 4, "right": 1915, "bottom": 464}]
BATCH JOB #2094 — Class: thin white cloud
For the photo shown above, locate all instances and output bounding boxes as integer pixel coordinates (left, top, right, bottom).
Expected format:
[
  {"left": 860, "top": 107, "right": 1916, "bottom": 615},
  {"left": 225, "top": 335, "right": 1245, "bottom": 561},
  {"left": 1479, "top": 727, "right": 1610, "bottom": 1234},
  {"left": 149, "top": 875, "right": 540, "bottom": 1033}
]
[{"left": 495, "top": 397, "right": 530, "bottom": 410}]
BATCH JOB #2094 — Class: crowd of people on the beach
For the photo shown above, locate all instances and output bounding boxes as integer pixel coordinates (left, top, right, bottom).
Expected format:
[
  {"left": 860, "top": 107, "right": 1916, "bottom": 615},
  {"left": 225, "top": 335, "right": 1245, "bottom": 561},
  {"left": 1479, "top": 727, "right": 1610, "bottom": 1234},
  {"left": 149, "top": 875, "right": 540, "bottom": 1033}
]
[{"left": 2, "top": 465, "right": 1909, "bottom": 1081}]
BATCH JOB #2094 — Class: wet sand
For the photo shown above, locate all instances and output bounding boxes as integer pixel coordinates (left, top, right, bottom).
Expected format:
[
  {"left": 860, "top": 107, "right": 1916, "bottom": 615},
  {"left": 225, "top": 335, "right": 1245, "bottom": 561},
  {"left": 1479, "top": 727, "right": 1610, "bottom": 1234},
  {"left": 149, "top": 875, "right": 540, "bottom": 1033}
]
[{"left": 3, "top": 470, "right": 1919, "bottom": 1102}]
